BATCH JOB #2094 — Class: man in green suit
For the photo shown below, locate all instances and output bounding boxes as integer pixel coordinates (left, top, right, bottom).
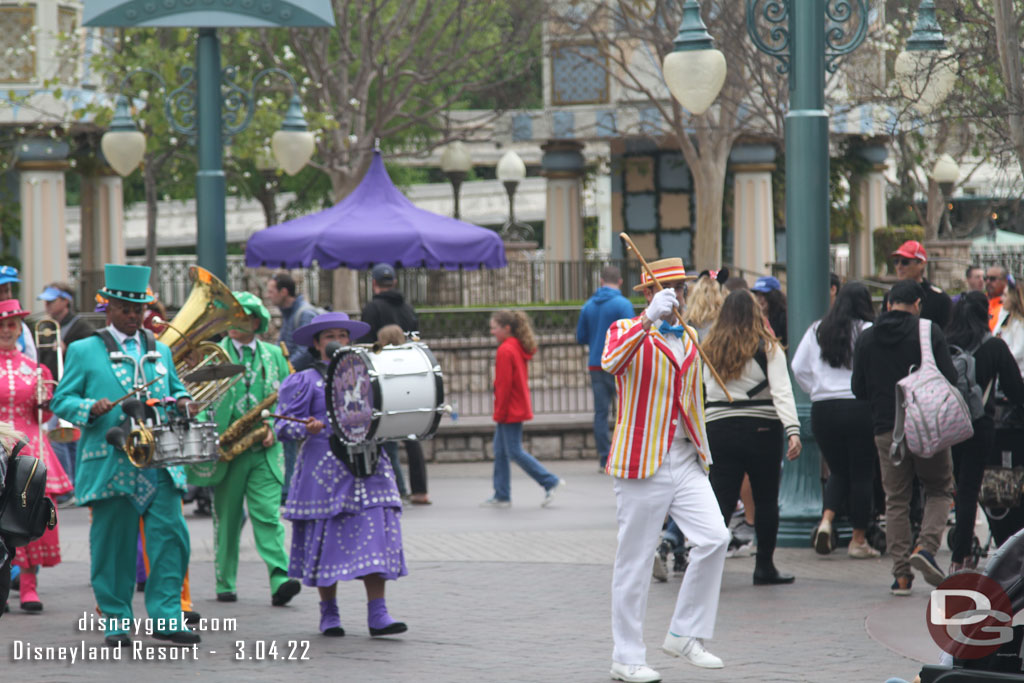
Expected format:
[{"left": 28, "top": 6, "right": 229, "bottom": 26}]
[
  {"left": 187, "top": 291, "right": 299, "bottom": 606},
  {"left": 51, "top": 264, "right": 199, "bottom": 647}
]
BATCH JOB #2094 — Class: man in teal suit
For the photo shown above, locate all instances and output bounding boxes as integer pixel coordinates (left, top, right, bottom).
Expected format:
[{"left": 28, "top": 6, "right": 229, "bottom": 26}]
[
  {"left": 51, "top": 264, "right": 199, "bottom": 647},
  {"left": 187, "top": 291, "right": 299, "bottom": 606}
]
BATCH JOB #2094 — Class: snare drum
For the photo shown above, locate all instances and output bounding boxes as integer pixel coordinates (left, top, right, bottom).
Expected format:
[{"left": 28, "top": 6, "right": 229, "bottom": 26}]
[
  {"left": 146, "top": 422, "right": 219, "bottom": 467},
  {"left": 326, "top": 342, "right": 444, "bottom": 445}
]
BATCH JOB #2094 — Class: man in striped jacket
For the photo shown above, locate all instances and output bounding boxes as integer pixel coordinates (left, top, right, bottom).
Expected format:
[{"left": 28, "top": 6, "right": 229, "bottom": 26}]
[{"left": 602, "top": 258, "right": 731, "bottom": 683}]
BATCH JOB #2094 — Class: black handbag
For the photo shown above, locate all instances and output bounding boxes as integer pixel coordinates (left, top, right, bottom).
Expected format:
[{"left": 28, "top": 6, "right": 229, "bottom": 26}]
[{"left": 0, "top": 440, "right": 56, "bottom": 548}]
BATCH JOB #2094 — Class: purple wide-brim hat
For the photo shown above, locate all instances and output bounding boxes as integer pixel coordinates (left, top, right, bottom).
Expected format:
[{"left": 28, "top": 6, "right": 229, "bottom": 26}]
[{"left": 292, "top": 312, "right": 371, "bottom": 347}]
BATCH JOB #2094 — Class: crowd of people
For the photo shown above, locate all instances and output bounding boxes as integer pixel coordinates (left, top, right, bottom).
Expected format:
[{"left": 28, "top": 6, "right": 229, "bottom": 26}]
[
  {"left": 1, "top": 241, "right": 1023, "bottom": 681},
  {"left": 575, "top": 243, "right": 1024, "bottom": 682}
]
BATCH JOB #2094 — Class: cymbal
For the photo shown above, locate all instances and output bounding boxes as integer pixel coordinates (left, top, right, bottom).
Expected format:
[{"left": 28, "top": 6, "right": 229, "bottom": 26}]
[{"left": 183, "top": 364, "right": 244, "bottom": 382}]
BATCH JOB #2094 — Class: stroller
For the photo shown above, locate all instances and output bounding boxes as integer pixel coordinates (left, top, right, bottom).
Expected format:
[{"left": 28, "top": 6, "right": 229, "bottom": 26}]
[{"left": 920, "top": 527, "right": 1024, "bottom": 681}]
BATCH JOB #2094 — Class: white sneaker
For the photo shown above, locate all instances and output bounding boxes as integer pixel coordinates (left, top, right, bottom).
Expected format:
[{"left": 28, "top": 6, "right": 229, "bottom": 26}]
[
  {"left": 662, "top": 633, "right": 724, "bottom": 669},
  {"left": 541, "top": 479, "right": 566, "bottom": 508},
  {"left": 479, "top": 497, "right": 511, "bottom": 508},
  {"left": 609, "top": 662, "right": 661, "bottom": 682}
]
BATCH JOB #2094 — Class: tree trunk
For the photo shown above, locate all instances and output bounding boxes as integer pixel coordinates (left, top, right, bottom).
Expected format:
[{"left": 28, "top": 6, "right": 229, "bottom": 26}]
[
  {"left": 690, "top": 157, "right": 728, "bottom": 271},
  {"left": 992, "top": 0, "right": 1024, "bottom": 177}
]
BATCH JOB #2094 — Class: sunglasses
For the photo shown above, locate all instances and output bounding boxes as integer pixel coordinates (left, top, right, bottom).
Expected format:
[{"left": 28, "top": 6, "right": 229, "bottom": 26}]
[
  {"left": 985, "top": 275, "right": 1003, "bottom": 282},
  {"left": 894, "top": 257, "right": 922, "bottom": 266}
]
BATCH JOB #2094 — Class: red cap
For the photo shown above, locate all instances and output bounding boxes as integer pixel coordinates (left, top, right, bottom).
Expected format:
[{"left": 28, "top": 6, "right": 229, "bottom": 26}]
[{"left": 892, "top": 240, "right": 927, "bottom": 263}]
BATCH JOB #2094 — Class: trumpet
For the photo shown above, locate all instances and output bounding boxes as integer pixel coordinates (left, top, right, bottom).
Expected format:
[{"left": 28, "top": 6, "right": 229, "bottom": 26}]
[{"left": 33, "top": 316, "right": 80, "bottom": 443}]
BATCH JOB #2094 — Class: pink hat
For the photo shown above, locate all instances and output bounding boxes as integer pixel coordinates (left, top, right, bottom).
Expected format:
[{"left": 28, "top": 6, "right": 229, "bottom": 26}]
[
  {"left": 892, "top": 240, "right": 927, "bottom": 263},
  {"left": 0, "top": 299, "right": 29, "bottom": 320}
]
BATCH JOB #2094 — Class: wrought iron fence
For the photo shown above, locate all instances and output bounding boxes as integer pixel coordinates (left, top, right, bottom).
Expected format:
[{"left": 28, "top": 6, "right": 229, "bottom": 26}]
[
  {"left": 973, "top": 245, "right": 1024, "bottom": 274},
  {"left": 419, "top": 305, "right": 640, "bottom": 419}
]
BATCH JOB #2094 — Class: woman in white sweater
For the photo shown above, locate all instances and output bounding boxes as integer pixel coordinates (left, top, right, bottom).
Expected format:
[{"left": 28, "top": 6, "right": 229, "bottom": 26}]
[
  {"left": 704, "top": 290, "right": 801, "bottom": 585},
  {"left": 791, "top": 282, "right": 878, "bottom": 559}
]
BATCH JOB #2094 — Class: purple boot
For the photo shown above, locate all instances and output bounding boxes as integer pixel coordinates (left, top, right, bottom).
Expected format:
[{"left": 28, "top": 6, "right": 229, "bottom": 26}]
[
  {"left": 319, "top": 600, "right": 345, "bottom": 637},
  {"left": 367, "top": 597, "right": 407, "bottom": 636}
]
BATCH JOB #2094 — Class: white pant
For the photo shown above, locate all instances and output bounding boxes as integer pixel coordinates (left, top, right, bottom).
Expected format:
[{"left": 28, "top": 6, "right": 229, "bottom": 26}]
[{"left": 611, "top": 438, "right": 730, "bottom": 665}]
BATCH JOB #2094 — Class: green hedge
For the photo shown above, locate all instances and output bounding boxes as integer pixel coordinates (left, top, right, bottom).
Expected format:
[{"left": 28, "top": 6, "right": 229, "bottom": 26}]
[{"left": 873, "top": 224, "right": 924, "bottom": 275}]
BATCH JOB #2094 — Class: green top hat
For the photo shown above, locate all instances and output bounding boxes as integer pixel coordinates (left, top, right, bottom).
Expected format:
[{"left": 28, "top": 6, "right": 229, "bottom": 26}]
[
  {"left": 232, "top": 290, "right": 270, "bottom": 335},
  {"left": 98, "top": 264, "right": 155, "bottom": 303}
]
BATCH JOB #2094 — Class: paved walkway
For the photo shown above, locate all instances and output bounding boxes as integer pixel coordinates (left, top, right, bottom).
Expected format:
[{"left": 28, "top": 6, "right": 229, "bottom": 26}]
[{"left": 3, "top": 459, "right": 957, "bottom": 682}]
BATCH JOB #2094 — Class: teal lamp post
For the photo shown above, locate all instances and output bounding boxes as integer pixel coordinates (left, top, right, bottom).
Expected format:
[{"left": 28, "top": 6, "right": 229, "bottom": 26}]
[
  {"left": 84, "top": 0, "right": 334, "bottom": 282},
  {"left": 664, "top": 0, "right": 954, "bottom": 545}
]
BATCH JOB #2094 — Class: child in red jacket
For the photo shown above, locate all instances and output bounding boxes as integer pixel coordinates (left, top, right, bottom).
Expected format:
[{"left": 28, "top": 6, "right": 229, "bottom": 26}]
[{"left": 482, "top": 310, "right": 566, "bottom": 508}]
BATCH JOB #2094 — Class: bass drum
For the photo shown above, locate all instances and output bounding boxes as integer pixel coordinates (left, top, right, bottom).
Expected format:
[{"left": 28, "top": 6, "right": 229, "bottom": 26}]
[{"left": 325, "top": 342, "right": 444, "bottom": 445}]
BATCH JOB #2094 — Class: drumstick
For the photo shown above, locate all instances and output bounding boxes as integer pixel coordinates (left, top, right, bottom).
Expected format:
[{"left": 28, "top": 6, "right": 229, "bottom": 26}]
[
  {"left": 260, "top": 409, "right": 315, "bottom": 424},
  {"left": 620, "top": 233, "right": 733, "bottom": 402},
  {"left": 111, "top": 376, "right": 162, "bottom": 407}
]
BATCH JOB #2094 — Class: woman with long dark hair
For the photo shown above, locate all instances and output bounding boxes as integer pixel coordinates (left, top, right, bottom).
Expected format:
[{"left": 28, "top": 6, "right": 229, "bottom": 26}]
[
  {"left": 945, "top": 291, "right": 1024, "bottom": 572},
  {"left": 792, "top": 282, "right": 878, "bottom": 558},
  {"left": 703, "top": 290, "right": 801, "bottom": 585}
]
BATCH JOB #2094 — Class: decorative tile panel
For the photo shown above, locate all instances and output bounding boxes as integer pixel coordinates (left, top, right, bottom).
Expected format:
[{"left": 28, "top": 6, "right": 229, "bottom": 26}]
[
  {"left": 0, "top": 6, "right": 36, "bottom": 83},
  {"left": 550, "top": 43, "right": 609, "bottom": 105}
]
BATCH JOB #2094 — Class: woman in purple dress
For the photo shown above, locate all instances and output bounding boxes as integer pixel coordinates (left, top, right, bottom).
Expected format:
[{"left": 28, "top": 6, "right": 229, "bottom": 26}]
[{"left": 275, "top": 312, "right": 408, "bottom": 637}]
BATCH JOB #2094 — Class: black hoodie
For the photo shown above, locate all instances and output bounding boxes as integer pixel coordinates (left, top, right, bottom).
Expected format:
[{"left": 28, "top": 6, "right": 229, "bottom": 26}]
[
  {"left": 851, "top": 310, "right": 957, "bottom": 434},
  {"left": 358, "top": 289, "right": 418, "bottom": 343}
]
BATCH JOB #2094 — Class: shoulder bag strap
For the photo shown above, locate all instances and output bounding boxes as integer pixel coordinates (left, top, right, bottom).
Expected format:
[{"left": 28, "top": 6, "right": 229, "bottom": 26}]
[{"left": 918, "top": 318, "right": 937, "bottom": 370}]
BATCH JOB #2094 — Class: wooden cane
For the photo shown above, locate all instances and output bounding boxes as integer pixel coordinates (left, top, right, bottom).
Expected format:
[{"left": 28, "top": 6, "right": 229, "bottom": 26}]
[
  {"left": 620, "top": 233, "right": 733, "bottom": 402},
  {"left": 111, "top": 376, "right": 162, "bottom": 407}
]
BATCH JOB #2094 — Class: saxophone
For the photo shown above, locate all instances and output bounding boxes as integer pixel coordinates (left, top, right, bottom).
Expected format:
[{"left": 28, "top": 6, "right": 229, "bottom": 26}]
[{"left": 218, "top": 393, "right": 278, "bottom": 461}]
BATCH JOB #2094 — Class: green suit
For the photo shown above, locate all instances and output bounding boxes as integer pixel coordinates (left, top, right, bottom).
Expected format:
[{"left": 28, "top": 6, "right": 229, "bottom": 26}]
[
  {"left": 187, "top": 338, "right": 291, "bottom": 594},
  {"left": 51, "top": 329, "right": 191, "bottom": 635}
]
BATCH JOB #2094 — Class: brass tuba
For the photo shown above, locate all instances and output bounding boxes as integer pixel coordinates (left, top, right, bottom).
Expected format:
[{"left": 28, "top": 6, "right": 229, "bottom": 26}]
[{"left": 155, "top": 266, "right": 255, "bottom": 408}]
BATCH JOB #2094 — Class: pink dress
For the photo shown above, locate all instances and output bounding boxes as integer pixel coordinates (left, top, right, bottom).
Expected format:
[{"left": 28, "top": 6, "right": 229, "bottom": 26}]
[{"left": 1, "top": 348, "right": 72, "bottom": 568}]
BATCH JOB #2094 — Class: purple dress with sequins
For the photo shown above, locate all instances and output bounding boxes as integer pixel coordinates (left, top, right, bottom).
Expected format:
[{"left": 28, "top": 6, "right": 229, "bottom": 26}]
[{"left": 275, "top": 367, "right": 407, "bottom": 586}]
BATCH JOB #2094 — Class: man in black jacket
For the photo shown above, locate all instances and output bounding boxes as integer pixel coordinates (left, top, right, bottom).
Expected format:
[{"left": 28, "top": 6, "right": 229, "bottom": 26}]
[
  {"left": 358, "top": 264, "right": 427, "bottom": 502},
  {"left": 852, "top": 279, "right": 957, "bottom": 596},
  {"left": 885, "top": 240, "right": 952, "bottom": 328},
  {"left": 358, "top": 264, "right": 418, "bottom": 341}
]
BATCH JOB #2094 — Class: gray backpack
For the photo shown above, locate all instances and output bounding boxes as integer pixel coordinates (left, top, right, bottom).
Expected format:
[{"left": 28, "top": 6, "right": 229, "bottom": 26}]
[{"left": 949, "top": 334, "right": 993, "bottom": 421}]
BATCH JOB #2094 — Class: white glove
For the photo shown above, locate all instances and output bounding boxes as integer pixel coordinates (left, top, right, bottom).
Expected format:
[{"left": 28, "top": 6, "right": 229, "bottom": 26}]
[{"left": 644, "top": 288, "right": 677, "bottom": 323}]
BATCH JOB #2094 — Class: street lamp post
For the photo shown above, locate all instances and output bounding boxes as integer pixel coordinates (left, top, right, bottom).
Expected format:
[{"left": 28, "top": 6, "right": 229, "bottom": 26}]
[
  {"left": 440, "top": 141, "right": 472, "bottom": 220},
  {"left": 664, "top": 0, "right": 953, "bottom": 545},
  {"left": 496, "top": 150, "right": 532, "bottom": 241},
  {"left": 101, "top": 62, "right": 315, "bottom": 282},
  {"left": 84, "top": 2, "right": 334, "bottom": 282},
  {"left": 931, "top": 153, "right": 959, "bottom": 237}
]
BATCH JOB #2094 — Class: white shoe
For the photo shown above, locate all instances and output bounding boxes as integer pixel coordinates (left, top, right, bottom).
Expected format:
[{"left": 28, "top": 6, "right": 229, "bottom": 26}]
[
  {"left": 609, "top": 662, "right": 661, "bottom": 682},
  {"left": 651, "top": 547, "right": 668, "bottom": 583},
  {"left": 662, "top": 633, "right": 724, "bottom": 669},
  {"left": 479, "top": 497, "right": 511, "bottom": 508},
  {"left": 541, "top": 479, "right": 566, "bottom": 508}
]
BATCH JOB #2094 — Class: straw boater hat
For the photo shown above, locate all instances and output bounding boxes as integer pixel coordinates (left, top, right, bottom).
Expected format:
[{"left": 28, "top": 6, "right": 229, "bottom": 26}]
[
  {"left": 292, "top": 312, "right": 371, "bottom": 347},
  {"left": 633, "top": 257, "right": 697, "bottom": 292}
]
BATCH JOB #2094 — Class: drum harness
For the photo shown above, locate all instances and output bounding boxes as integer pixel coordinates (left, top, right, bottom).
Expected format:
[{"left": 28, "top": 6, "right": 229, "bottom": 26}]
[{"left": 96, "top": 328, "right": 162, "bottom": 399}]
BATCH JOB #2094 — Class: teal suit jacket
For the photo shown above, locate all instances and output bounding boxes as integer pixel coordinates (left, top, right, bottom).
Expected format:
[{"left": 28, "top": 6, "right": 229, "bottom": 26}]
[{"left": 51, "top": 332, "right": 191, "bottom": 504}]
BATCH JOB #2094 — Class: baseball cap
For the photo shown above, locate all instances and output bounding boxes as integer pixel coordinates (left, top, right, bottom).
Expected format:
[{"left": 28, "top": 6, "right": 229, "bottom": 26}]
[
  {"left": 38, "top": 286, "right": 72, "bottom": 302},
  {"left": 751, "top": 276, "right": 781, "bottom": 293},
  {"left": 0, "top": 265, "right": 19, "bottom": 286},
  {"left": 371, "top": 263, "right": 396, "bottom": 284},
  {"left": 892, "top": 240, "right": 927, "bottom": 263},
  {"left": 889, "top": 279, "right": 924, "bottom": 304}
]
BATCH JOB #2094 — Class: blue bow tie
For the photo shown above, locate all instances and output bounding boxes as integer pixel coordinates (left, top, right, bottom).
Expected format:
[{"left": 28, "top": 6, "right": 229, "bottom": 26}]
[{"left": 659, "top": 322, "right": 686, "bottom": 338}]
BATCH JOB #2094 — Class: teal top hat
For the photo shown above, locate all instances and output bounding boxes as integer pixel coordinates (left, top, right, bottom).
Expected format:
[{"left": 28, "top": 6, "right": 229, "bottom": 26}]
[{"left": 98, "top": 264, "right": 155, "bottom": 303}]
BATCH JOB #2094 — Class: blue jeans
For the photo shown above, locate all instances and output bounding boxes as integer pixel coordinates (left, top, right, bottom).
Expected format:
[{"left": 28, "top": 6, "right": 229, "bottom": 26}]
[
  {"left": 492, "top": 422, "right": 559, "bottom": 501},
  {"left": 590, "top": 370, "right": 616, "bottom": 467},
  {"left": 382, "top": 441, "right": 409, "bottom": 496},
  {"left": 51, "top": 439, "right": 76, "bottom": 496},
  {"left": 662, "top": 518, "right": 684, "bottom": 550}
]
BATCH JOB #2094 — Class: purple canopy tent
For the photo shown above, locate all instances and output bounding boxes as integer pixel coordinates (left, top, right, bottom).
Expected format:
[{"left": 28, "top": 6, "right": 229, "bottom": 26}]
[{"left": 245, "top": 151, "right": 507, "bottom": 270}]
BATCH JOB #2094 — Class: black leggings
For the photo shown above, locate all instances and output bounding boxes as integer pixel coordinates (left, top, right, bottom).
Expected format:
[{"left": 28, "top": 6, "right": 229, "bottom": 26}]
[
  {"left": 708, "top": 417, "right": 783, "bottom": 567},
  {"left": 811, "top": 399, "right": 876, "bottom": 530},
  {"left": 951, "top": 424, "right": 992, "bottom": 564}
]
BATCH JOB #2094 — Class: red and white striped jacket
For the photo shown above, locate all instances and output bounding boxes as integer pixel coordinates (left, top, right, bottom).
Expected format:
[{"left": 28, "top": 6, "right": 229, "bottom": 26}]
[{"left": 601, "top": 316, "right": 712, "bottom": 479}]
